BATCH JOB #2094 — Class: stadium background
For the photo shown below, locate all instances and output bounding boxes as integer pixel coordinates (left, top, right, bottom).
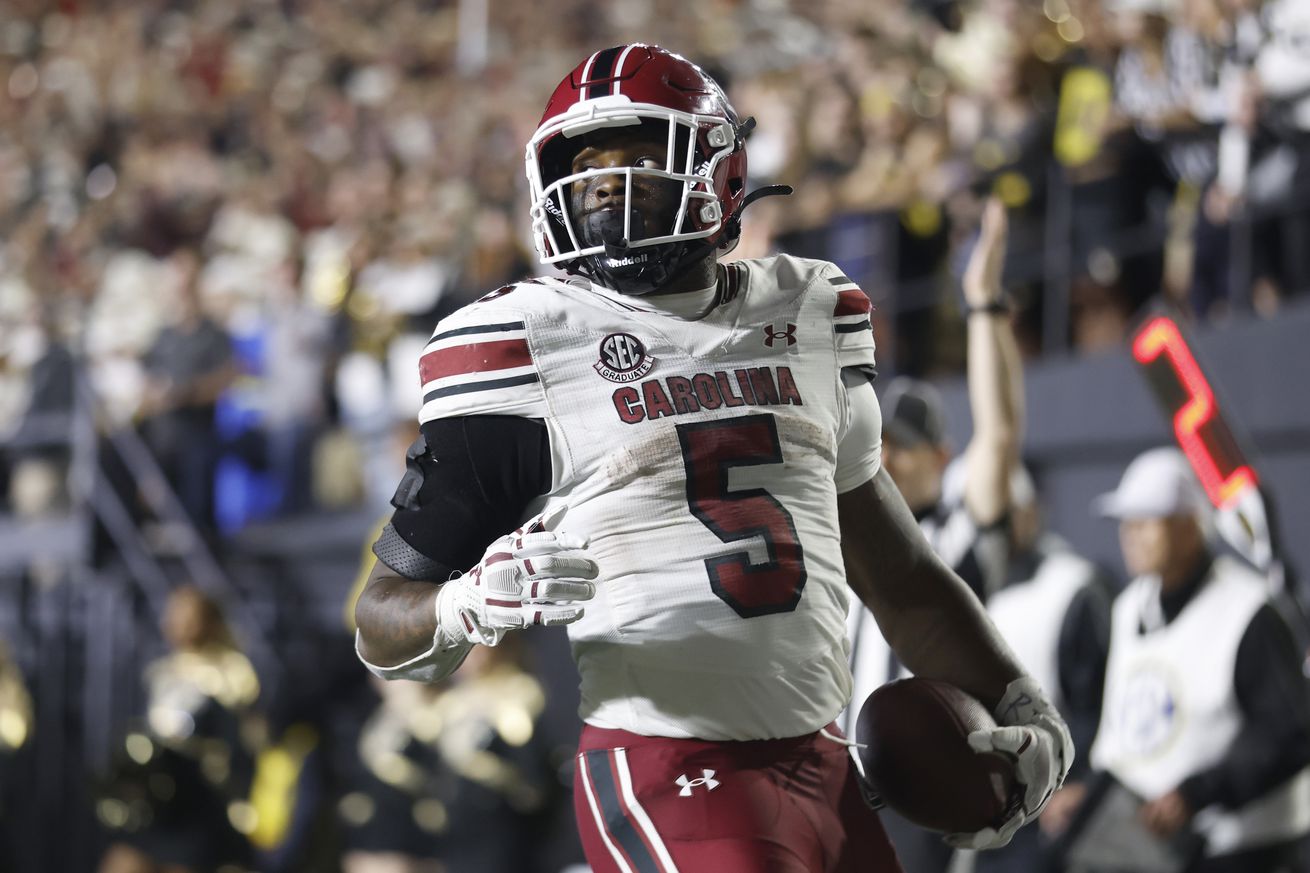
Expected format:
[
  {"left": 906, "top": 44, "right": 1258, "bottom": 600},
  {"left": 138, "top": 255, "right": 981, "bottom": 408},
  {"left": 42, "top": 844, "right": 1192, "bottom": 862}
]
[{"left": 0, "top": 0, "right": 1307, "bottom": 870}]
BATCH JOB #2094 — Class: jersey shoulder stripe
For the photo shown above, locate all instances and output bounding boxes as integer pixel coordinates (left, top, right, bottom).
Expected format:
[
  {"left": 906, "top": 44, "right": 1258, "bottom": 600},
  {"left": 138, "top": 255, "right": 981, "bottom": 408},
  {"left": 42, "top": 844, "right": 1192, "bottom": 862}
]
[
  {"left": 428, "top": 319, "right": 526, "bottom": 343},
  {"left": 833, "top": 282, "right": 872, "bottom": 318},
  {"left": 830, "top": 275, "right": 873, "bottom": 324},
  {"left": 419, "top": 333, "right": 532, "bottom": 383},
  {"left": 824, "top": 269, "right": 877, "bottom": 376},
  {"left": 416, "top": 300, "right": 547, "bottom": 423}
]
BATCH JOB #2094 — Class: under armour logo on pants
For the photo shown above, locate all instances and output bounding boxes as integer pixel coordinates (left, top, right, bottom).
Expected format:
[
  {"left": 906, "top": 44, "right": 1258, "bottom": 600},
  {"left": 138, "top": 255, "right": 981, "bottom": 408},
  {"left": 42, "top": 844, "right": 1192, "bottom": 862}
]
[{"left": 675, "top": 769, "right": 720, "bottom": 796}]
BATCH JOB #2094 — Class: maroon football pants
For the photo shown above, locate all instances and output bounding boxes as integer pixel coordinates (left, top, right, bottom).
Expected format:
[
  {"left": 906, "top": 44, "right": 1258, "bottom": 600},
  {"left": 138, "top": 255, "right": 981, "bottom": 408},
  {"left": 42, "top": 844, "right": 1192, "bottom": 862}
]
[{"left": 573, "top": 722, "right": 905, "bottom": 873}]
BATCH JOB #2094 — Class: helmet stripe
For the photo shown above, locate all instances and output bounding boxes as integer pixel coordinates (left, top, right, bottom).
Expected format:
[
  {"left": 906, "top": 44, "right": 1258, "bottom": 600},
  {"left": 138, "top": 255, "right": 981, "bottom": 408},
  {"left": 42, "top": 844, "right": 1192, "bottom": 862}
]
[
  {"left": 577, "top": 50, "right": 602, "bottom": 104},
  {"left": 612, "top": 44, "right": 640, "bottom": 96},
  {"left": 585, "top": 46, "right": 623, "bottom": 100}
]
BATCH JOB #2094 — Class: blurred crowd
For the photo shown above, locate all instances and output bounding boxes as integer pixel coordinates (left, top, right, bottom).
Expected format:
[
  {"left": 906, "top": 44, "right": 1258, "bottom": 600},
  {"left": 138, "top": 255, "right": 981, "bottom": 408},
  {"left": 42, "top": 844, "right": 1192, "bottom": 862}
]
[
  {"left": 0, "top": 0, "right": 1309, "bottom": 525},
  {"left": 77, "top": 584, "right": 578, "bottom": 873}
]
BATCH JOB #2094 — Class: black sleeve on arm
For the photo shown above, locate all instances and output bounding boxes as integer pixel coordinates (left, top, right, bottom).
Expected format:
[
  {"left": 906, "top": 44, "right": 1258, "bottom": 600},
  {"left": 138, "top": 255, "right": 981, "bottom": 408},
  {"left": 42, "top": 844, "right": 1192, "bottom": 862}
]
[
  {"left": 378, "top": 416, "right": 552, "bottom": 579},
  {"left": 1179, "top": 603, "right": 1310, "bottom": 810},
  {"left": 1057, "top": 582, "right": 1112, "bottom": 780}
]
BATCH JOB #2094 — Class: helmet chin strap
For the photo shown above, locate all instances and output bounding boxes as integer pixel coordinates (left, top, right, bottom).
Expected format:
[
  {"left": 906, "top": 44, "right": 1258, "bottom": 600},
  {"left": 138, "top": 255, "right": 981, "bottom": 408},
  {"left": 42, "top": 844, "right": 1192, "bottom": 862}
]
[
  {"left": 578, "top": 209, "right": 677, "bottom": 296},
  {"left": 573, "top": 184, "right": 794, "bottom": 296}
]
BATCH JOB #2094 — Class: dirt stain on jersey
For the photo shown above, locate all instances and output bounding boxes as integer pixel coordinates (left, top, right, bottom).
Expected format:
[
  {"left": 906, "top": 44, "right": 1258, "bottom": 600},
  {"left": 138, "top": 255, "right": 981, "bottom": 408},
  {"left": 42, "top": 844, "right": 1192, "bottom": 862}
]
[
  {"left": 601, "top": 432, "right": 675, "bottom": 489},
  {"left": 776, "top": 413, "right": 836, "bottom": 464}
]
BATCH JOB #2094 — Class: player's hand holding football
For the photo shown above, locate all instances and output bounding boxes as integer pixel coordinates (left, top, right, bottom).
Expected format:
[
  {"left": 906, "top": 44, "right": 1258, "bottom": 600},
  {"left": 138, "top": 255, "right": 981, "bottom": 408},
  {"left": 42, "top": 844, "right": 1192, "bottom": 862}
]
[
  {"left": 435, "top": 506, "right": 597, "bottom": 648},
  {"left": 947, "top": 677, "right": 1074, "bottom": 850}
]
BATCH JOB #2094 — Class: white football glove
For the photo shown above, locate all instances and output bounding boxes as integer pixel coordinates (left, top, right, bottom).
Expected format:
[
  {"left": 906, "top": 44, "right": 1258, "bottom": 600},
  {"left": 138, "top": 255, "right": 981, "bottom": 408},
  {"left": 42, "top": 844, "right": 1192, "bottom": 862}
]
[
  {"left": 946, "top": 677, "right": 1075, "bottom": 850},
  {"left": 435, "top": 507, "right": 598, "bottom": 648}
]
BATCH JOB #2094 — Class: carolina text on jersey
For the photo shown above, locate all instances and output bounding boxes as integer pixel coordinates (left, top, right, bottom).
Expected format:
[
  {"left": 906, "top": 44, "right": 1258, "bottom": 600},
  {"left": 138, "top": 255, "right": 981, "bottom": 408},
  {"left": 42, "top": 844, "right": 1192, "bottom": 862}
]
[{"left": 612, "top": 366, "right": 804, "bottom": 424}]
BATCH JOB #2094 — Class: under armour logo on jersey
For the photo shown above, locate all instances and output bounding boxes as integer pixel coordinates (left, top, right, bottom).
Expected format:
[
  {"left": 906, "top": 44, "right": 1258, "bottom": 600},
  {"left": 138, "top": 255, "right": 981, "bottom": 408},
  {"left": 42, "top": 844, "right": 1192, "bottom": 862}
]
[
  {"left": 763, "top": 323, "right": 797, "bottom": 348},
  {"left": 675, "top": 770, "right": 720, "bottom": 796}
]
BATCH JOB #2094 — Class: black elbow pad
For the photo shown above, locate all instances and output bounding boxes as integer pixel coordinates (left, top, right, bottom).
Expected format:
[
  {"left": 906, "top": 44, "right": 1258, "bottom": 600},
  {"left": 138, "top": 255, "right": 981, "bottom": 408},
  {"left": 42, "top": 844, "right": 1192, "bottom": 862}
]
[{"left": 372, "top": 523, "right": 451, "bottom": 582}]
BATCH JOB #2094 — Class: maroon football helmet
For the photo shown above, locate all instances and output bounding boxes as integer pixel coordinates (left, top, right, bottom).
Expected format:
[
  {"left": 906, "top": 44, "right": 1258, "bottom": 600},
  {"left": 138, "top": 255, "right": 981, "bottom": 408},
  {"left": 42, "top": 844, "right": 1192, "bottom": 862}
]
[{"left": 525, "top": 45, "right": 751, "bottom": 294}]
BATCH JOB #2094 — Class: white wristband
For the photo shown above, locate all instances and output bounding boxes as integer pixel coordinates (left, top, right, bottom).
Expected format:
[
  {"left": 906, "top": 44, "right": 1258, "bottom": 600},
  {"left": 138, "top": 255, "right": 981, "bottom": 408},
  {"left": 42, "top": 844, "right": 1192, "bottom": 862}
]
[{"left": 354, "top": 590, "right": 472, "bottom": 683}]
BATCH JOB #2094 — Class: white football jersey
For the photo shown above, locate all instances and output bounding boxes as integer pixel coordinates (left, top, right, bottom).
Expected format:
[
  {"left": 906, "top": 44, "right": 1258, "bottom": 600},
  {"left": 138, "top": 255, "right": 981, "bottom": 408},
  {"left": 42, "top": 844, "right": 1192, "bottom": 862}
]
[{"left": 417, "top": 255, "right": 878, "bottom": 740}]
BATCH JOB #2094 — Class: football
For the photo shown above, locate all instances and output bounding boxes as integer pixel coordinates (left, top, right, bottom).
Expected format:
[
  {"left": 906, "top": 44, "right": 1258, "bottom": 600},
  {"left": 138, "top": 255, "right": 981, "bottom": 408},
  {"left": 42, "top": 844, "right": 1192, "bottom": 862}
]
[{"left": 855, "top": 678, "right": 1019, "bottom": 834}]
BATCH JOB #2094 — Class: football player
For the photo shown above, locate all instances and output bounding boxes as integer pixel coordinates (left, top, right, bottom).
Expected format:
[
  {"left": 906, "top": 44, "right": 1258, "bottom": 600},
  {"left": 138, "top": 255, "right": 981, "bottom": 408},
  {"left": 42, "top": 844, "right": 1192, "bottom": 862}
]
[
  {"left": 355, "top": 44, "right": 1072, "bottom": 873},
  {"left": 845, "top": 200, "right": 1041, "bottom": 873}
]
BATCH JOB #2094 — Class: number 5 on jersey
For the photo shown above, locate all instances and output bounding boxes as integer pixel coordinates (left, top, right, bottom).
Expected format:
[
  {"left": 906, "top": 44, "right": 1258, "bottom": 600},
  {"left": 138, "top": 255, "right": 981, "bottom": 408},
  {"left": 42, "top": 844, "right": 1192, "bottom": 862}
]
[{"left": 676, "top": 414, "right": 808, "bottom": 618}]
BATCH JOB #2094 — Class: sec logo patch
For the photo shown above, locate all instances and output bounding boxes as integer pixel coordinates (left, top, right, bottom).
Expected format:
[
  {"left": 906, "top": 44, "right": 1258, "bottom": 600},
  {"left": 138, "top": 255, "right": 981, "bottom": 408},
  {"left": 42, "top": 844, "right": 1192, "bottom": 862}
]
[
  {"left": 1116, "top": 665, "right": 1182, "bottom": 759},
  {"left": 594, "top": 333, "right": 655, "bottom": 383}
]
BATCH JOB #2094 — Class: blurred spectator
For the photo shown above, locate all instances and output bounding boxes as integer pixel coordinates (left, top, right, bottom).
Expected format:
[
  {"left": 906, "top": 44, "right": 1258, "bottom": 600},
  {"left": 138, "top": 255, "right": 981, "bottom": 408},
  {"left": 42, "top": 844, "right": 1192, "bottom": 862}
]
[
  {"left": 338, "top": 639, "right": 565, "bottom": 873},
  {"left": 1056, "top": 448, "right": 1310, "bottom": 873},
  {"left": 1114, "top": 0, "right": 1202, "bottom": 153},
  {"left": 6, "top": 299, "right": 75, "bottom": 516},
  {"left": 0, "top": 641, "right": 31, "bottom": 758},
  {"left": 137, "top": 250, "right": 238, "bottom": 535},
  {"left": 1184, "top": 0, "right": 1310, "bottom": 317},
  {"left": 245, "top": 722, "right": 327, "bottom": 873},
  {"left": 976, "top": 464, "right": 1114, "bottom": 873},
  {"left": 0, "top": 641, "right": 33, "bottom": 870},
  {"left": 1251, "top": 0, "right": 1310, "bottom": 300},
  {"left": 444, "top": 206, "right": 534, "bottom": 310},
  {"left": 261, "top": 256, "right": 332, "bottom": 516},
  {"left": 971, "top": 49, "right": 1059, "bottom": 281},
  {"left": 1068, "top": 247, "right": 1167, "bottom": 353},
  {"left": 97, "top": 586, "right": 261, "bottom": 873}
]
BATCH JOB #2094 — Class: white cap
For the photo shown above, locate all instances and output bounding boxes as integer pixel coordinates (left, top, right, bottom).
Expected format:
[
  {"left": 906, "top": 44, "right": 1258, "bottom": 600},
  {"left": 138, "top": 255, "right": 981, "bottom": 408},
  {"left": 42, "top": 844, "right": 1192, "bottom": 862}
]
[{"left": 1094, "top": 447, "right": 1207, "bottom": 519}]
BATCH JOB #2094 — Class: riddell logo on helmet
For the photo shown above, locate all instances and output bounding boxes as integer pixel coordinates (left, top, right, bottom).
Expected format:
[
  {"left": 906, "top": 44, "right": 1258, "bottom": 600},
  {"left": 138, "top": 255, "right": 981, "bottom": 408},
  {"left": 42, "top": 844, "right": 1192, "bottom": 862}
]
[{"left": 595, "top": 333, "right": 656, "bottom": 383}]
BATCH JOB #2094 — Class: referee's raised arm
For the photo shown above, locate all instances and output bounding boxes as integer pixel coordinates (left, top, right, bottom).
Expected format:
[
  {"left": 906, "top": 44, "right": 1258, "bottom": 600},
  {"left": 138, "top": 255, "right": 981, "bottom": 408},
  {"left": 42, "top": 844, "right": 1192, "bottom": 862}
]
[{"left": 961, "top": 198, "right": 1024, "bottom": 530}]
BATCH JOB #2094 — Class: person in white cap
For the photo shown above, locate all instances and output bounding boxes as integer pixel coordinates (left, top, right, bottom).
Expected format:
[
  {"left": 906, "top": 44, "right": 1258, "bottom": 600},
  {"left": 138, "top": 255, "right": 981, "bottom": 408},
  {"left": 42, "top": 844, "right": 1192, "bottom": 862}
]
[{"left": 1056, "top": 447, "right": 1310, "bottom": 873}]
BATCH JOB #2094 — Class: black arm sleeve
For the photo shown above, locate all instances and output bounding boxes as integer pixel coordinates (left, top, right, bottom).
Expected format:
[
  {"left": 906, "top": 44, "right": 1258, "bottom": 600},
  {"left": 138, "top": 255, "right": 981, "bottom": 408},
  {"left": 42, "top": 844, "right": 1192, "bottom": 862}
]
[
  {"left": 1057, "top": 582, "right": 1113, "bottom": 780},
  {"left": 382, "top": 416, "right": 552, "bottom": 578},
  {"left": 1178, "top": 603, "right": 1310, "bottom": 810}
]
